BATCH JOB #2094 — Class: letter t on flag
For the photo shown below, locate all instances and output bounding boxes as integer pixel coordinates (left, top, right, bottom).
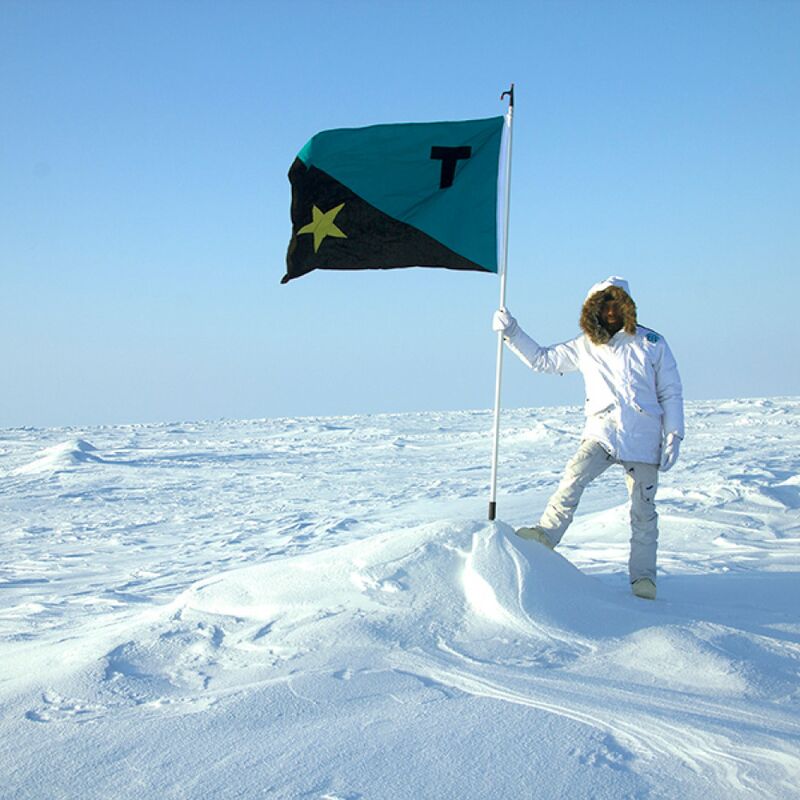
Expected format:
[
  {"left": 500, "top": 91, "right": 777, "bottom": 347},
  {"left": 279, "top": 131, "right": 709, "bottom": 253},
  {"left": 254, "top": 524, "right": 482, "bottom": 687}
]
[{"left": 282, "top": 116, "right": 504, "bottom": 284}]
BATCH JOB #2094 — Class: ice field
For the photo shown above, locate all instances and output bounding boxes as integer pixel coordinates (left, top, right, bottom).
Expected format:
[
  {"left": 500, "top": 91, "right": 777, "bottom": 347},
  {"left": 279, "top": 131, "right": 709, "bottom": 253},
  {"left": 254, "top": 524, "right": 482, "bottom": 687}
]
[{"left": 1, "top": 397, "right": 799, "bottom": 798}]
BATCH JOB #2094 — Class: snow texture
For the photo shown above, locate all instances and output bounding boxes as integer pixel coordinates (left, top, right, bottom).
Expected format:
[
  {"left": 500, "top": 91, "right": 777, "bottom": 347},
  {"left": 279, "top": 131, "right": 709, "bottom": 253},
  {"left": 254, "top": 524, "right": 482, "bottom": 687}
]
[{"left": 1, "top": 398, "right": 800, "bottom": 799}]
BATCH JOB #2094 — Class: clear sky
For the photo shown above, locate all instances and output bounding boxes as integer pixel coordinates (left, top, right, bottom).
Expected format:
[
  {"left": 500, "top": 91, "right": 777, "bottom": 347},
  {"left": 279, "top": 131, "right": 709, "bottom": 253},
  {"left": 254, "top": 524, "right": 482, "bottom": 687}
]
[{"left": 2, "top": 0, "right": 798, "bottom": 428}]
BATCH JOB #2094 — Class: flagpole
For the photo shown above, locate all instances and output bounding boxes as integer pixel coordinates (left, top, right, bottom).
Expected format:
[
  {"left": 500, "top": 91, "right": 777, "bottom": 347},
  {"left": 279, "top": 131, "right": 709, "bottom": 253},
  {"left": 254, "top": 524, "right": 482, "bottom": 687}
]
[{"left": 488, "top": 84, "right": 515, "bottom": 522}]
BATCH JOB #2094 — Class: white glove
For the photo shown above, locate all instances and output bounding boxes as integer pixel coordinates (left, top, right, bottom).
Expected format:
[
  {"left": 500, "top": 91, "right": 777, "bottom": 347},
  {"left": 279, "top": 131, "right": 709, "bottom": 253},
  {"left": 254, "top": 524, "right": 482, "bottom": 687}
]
[
  {"left": 660, "top": 432, "right": 682, "bottom": 471},
  {"left": 492, "top": 308, "right": 518, "bottom": 337}
]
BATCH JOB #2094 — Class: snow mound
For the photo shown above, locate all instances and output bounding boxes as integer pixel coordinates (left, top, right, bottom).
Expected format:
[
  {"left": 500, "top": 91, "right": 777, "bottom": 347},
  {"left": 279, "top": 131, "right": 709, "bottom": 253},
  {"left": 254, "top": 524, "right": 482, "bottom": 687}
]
[
  {"left": 177, "top": 519, "right": 633, "bottom": 641},
  {"left": 88, "top": 520, "right": 764, "bottom": 719},
  {"left": 98, "top": 520, "right": 666, "bottom": 703},
  {"left": 12, "top": 439, "right": 103, "bottom": 475},
  {"left": 83, "top": 518, "right": 783, "bottom": 799}
]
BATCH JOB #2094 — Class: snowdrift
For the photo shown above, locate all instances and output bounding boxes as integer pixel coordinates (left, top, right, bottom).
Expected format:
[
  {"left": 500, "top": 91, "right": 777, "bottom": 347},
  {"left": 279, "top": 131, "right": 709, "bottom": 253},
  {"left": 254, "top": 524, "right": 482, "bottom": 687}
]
[
  {"left": 81, "top": 520, "right": 799, "bottom": 799},
  {"left": 106, "top": 517, "right": 758, "bottom": 708},
  {"left": 11, "top": 438, "right": 104, "bottom": 475},
  {"left": 177, "top": 520, "right": 654, "bottom": 655}
]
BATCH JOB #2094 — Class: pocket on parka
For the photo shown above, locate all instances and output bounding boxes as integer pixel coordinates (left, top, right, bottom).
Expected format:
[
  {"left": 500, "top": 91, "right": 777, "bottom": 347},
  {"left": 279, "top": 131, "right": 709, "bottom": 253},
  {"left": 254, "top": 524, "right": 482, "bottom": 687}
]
[{"left": 633, "top": 402, "right": 662, "bottom": 419}]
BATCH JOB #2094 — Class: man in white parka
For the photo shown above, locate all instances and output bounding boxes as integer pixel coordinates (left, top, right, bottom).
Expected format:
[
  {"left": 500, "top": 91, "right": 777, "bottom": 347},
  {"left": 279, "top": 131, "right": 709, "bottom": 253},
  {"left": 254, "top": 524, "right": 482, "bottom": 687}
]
[{"left": 493, "top": 277, "right": 684, "bottom": 600}]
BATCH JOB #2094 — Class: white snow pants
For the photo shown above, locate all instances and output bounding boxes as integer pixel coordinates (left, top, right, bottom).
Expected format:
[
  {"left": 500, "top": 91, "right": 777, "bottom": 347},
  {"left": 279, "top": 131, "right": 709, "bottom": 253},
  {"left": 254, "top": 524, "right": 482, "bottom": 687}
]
[{"left": 538, "top": 440, "right": 660, "bottom": 583}]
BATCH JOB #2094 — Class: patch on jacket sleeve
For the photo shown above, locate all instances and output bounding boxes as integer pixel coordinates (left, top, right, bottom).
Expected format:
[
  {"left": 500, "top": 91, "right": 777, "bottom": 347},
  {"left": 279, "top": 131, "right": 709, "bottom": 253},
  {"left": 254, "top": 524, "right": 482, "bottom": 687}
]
[{"left": 645, "top": 332, "right": 660, "bottom": 343}]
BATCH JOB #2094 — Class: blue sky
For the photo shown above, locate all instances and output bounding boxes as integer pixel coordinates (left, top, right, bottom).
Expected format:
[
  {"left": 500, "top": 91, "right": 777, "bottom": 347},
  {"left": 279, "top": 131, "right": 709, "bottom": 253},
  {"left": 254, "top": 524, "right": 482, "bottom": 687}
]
[{"left": 2, "top": 0, "right": 798, "bottom": 427}]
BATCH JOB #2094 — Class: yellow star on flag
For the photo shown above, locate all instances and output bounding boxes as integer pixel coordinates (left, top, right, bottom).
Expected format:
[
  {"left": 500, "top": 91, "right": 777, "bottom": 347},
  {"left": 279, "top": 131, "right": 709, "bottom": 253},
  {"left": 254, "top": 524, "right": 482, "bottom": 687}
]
[{"left": 298, "top": 203, "right": 348, "bottom": 253}]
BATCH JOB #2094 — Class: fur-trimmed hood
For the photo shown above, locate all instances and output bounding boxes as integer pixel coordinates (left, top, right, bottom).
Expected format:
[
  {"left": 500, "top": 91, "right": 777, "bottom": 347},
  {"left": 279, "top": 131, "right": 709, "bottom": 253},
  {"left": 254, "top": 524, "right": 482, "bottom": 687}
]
[{"left": 580, "top": 277, "right": 637, "bottom": 345}]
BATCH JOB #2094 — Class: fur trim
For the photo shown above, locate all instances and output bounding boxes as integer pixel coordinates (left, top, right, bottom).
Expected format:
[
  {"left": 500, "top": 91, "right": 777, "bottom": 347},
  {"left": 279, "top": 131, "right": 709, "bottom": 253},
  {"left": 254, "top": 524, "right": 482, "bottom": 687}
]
[{"left": 580, "top": 284, "right": 637, "bottom": 345}]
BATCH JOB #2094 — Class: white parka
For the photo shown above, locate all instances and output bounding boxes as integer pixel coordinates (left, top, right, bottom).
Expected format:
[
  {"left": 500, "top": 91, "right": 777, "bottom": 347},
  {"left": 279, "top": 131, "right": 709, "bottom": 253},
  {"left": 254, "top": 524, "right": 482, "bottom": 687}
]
[{"left": 505, "top": 322, "right": 684, "bottom": 465}]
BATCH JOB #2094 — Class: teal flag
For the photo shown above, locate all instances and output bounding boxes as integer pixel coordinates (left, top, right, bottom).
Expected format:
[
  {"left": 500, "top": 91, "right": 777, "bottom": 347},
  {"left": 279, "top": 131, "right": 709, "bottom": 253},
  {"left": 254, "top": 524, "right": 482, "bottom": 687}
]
[{"left": 283, "top": 116, "right": 504, "bottom": 284}]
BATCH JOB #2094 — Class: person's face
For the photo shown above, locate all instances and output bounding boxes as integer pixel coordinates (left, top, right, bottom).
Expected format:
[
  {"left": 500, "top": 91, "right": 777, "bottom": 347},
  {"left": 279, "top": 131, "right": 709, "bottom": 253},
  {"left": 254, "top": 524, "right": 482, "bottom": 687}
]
[{"left": 601, "top": 296, "right": 623, "bottom": 331}]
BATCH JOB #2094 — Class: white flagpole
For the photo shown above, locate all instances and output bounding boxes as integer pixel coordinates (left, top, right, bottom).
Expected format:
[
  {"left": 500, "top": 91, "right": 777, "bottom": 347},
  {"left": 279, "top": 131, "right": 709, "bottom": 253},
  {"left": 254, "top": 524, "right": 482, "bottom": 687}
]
[{"left": 489, "top": 84, "right": 515, "bottom": 521}]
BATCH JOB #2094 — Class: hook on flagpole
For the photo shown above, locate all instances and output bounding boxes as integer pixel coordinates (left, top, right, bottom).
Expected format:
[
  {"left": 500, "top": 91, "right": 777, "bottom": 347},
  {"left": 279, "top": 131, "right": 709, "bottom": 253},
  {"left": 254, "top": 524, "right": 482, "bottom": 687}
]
[{"left": 501, "top": 84, "right": 515, "bottom": 108}]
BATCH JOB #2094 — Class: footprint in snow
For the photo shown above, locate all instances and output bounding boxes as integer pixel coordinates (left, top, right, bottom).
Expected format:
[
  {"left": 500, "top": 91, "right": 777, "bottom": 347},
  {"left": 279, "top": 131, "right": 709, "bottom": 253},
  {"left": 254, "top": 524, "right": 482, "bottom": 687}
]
[
  {"left": 572, "top": 734, "right": 634, "bottom": 772},
  {"left": 25, "top": 690, "right": 106, "bottom": 724}
]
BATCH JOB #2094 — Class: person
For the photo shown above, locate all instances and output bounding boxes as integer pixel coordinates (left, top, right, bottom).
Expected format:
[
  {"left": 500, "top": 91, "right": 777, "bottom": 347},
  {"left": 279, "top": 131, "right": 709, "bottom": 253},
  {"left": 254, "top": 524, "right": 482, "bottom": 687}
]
[{"left": 492, "top": 276, "right": 684, "bottom": 600}]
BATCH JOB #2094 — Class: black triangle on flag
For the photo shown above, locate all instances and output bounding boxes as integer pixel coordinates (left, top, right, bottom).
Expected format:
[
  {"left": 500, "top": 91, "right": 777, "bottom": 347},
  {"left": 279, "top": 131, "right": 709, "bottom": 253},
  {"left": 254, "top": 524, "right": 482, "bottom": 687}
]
[{"left": 283, "top": 160, "right": 491, "bottom": 284}]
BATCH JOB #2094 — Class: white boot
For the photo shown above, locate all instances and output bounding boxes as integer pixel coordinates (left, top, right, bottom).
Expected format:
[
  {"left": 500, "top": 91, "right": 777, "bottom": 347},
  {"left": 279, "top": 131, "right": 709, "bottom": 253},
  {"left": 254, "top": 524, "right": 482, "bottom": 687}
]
[
  {"left": 632, "top": 578, "right": 656, "bottom": 600},
  {"left": 516, "top": 526, "right": 555, "bottom": 549}
]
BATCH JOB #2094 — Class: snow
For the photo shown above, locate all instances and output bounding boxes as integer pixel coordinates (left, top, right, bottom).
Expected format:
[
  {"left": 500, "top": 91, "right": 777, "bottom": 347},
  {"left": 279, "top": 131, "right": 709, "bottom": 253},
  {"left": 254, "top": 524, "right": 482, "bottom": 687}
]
[
  {"left": 11, "top": 438, "right": 104, "bottom": 475},
  {"left": 1, "top": 398, "right": 800, "bottom": 798}
]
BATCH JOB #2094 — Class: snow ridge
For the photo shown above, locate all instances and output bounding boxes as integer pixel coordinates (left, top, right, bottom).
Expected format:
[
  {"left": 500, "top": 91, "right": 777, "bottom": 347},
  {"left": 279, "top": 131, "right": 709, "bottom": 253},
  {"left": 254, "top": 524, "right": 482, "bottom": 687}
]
[{"left": 12, "top": 438, "right": 103, "bottom": 475}]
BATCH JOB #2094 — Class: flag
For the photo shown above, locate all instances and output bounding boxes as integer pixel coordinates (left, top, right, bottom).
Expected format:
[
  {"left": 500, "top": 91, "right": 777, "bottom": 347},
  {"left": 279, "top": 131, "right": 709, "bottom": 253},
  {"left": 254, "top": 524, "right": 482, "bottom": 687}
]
[{"left": 282, "top": 116, "right": 505, "bottom": 284}]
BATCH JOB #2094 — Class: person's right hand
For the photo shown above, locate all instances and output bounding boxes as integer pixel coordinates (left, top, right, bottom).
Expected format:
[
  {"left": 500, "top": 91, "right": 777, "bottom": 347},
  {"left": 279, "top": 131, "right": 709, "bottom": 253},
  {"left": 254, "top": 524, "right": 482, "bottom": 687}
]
[{"left": 492, "top": 308, "right": 518, "bottom": 337}]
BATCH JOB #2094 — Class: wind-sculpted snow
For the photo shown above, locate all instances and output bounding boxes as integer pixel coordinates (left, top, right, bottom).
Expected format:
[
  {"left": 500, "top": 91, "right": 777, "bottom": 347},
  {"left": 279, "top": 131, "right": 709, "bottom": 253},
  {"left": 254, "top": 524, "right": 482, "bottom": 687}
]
[
  {"left": 1, "top": 399, "right": 800, "bottom": 798},
  {"left": 10, "top": 438, "right": 104, "bottom": 475}
]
